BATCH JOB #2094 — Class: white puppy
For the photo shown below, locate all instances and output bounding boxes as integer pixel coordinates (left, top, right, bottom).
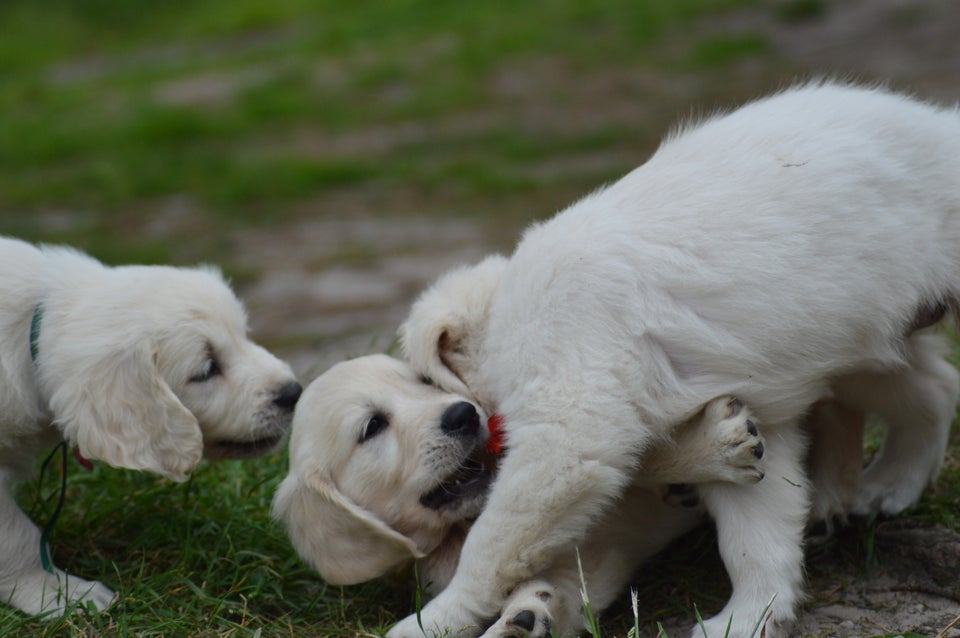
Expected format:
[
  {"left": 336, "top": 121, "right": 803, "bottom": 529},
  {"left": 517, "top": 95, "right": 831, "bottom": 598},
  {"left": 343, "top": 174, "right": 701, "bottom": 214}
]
[
  {"left": 0, "top": 236, "right": 301, "bottom": 617},
  {"left": 380, "top": 82, "right": 960, "bottom": 638},
  {"left": 273, "top": 354, "right": 767, "bottom": 636}
]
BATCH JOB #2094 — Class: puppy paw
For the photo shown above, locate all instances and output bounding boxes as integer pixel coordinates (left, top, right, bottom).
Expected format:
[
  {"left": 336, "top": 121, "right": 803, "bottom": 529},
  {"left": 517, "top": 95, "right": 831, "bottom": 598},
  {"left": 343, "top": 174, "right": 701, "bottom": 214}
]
[
  {"left": 701, "top": 396, "right": 766, "bottom": 484},
  {"left": 851, "top": 477, "right": 922, "bottom": 517},
  {"left": 8, "top": 569, "right": 117, "bottom": 618},
  {"left": 481, "top": 581, "right": 555, "bottom": 638}
]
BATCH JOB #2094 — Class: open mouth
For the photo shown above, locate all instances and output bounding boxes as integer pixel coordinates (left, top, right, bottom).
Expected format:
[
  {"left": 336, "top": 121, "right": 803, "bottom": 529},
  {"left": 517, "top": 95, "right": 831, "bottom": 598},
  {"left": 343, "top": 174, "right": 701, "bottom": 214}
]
[
  {"left": 419, "top": 445, "right": 498, "bottom": 511},
  {"left": 204, "top": 432, "right": 286, "bottom": 460}
]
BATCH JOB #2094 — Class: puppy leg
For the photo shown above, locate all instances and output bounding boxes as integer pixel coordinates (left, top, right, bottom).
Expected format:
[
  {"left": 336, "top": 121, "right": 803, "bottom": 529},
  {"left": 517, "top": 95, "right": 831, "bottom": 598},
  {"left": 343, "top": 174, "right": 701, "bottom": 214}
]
[
  {"left": 482, "top": 487, "right": 703, "bottom": 638},
  {"left": 803, "top": 399, "right": 864, "bottom": 538},
  {"left": 696, "top": 425, "right": 809, "bottom": 638},
  {"left": 387, "top": 404, "right": 652, "bottom": 638},
  {"left": 0, "top": 471, "right": 115, "bottom": 616},
  {"left": 644, "top": 396, "right": 766, "bottom": 486},
  {"left": 838, "top": 332, "right": 959, "bottom": 516}
]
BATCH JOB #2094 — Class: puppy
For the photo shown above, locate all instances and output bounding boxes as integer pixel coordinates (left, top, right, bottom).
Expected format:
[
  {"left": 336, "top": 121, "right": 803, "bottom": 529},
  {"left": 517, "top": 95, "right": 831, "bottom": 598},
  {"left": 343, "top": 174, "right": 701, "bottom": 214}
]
[
  {"left": 273, "top": 354, "right": 767, "bottom": 636},
  {"left": 0, "top": 236, "right": 302, "bottom": 617},
  {"left": 378, "top": 82, "right": 960, "bottom": 638}
]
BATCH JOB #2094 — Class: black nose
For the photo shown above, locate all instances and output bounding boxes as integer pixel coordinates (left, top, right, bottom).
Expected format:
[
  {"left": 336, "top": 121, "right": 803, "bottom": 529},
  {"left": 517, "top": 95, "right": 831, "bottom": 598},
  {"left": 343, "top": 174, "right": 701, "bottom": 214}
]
[
  {"left": 440, "top": 401, "right": 479, "bottom": 436},
  {"left": 273, "top": 381, "right": 302, "bottom": 411}
]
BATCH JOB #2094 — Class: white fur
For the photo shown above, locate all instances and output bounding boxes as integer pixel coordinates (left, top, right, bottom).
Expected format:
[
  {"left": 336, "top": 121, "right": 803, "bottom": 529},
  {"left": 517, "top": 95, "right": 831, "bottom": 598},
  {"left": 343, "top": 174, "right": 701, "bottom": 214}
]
[
  {"left": 0, "top": 236, "right": 300, "bottom": 617},
  {"left": 384, "top": 82, "right": 960, "bottom": 638},
  {"left": 273, "top": 353, "right": 765, "bottom": 636}
]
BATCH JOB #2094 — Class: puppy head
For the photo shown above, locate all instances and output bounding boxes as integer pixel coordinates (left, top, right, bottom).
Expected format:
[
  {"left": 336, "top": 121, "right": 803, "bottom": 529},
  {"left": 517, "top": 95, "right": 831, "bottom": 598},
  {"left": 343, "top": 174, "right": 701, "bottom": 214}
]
[
  {"left": 399, "top": 255, "right": 507, "bottom": 400},
  {"left": 39, "top": 262, "right": 300, "bottom": 482},
  {"left": 272, "top": 354, "right": 494, "bottom": 585}
]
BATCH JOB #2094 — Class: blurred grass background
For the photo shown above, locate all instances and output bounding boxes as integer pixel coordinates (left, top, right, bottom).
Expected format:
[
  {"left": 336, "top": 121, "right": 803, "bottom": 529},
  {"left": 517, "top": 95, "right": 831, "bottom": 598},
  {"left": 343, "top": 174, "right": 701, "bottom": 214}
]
[
  {"left": 0, "top": 0, "right": 773, "bottom": 267},
  {"left": 1, "top": 0, "right": 959, "bottom": 636}
]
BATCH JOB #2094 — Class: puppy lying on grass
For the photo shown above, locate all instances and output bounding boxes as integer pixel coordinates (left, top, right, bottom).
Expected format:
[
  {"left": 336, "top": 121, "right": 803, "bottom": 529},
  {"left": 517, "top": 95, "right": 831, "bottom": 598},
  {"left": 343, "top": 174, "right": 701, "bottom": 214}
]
[
  {"left": 274, "top": 353, "right": 766, "bottom": 637},
  {"left": 0, "top": 236, "right": 301, "bottom": 617}
]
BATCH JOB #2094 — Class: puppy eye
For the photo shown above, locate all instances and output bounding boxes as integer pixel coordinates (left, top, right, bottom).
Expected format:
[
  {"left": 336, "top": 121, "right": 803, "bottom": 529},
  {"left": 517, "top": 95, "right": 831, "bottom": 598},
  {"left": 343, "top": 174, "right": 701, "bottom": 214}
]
[
  {"left": 418, "top": 375, "right": 435, "bottom": 387},
  {"left": 360, "top": 413, "right": 389, "bottom": 443},
  {"left": 189, "top": 348, "right": 222, "bottom": 383}
]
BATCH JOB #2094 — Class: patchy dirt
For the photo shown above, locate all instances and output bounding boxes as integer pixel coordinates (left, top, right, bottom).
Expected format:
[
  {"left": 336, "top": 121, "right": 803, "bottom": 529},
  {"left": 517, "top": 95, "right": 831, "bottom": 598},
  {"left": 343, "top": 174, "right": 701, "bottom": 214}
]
[
  {"left": 628, "top": 520, "right": 960, "bottom": 638},
  {"left": 628, "top": 519, "right": 960, "bottom": 638},
  {"left": 225, "top": 1, "right": 960, "bottom": 636},
  {"left": 796, "top": 522, "right": 960, "bottom": 637},
  {"left": 797, "top": 521, "right": 960, "bottom": 637}
]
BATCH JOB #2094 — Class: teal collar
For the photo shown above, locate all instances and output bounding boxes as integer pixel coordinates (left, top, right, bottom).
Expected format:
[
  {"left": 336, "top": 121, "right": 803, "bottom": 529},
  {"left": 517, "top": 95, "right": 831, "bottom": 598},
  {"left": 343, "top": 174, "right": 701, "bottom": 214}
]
[
  {"left": 30, "top": 304, "right": 43, "bottom": 363},
  {"left": 31, "top": 304, "right": 92, "bottom": 574}
]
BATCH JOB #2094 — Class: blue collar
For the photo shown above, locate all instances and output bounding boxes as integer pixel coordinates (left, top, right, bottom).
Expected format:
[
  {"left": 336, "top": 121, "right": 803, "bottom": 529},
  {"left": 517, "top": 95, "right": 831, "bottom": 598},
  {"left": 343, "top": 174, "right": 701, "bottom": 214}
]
[{"left": 30, "top": 304, "right": 43, "bottom": 362}]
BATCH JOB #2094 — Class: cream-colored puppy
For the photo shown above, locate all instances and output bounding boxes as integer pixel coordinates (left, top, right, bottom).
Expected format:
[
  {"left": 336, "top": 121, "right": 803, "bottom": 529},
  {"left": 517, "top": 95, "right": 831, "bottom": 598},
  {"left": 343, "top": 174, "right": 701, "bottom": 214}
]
[
  {"left": 0, "top": 236, "right": 301, "bottom": 617},
  {"left": 383, "top": 82, "right": 960, "bottom": 638},
  {"left": 273, "top": 354, "right": 766, "bottom": 637}
]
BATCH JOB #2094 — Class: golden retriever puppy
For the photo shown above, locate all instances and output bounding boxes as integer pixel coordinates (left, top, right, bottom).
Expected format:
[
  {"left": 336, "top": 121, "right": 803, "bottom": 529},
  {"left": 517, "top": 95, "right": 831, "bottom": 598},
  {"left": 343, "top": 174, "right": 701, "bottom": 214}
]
[
  {"left": 273, "top": 354, "right": 766, "bottom": 636},
  {"left": 0, "top": 236, "right": 301, "bottom": 617}
]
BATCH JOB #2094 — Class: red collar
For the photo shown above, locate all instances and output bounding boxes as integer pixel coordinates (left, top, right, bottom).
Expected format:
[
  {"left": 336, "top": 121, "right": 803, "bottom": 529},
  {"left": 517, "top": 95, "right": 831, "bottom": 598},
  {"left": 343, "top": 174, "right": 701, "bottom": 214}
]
[
  {"left": 486, "top": 414, "right": 506, "bottom": 455},
  {"left": 73, "top": 445, "right": 94, "bottom": 471}
]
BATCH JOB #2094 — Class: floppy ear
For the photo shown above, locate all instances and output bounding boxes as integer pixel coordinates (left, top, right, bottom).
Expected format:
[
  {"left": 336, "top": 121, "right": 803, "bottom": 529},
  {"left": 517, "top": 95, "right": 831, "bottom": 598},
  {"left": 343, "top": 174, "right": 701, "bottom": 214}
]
[
  {"left": 399, "top": 255, "right": 508, "bottom": 397},
  {"left": 48, "top": 340, "right": 202, "bottom": 482},
  {"left": 272, "top": 469, "right": 424, "bottom": 585}
]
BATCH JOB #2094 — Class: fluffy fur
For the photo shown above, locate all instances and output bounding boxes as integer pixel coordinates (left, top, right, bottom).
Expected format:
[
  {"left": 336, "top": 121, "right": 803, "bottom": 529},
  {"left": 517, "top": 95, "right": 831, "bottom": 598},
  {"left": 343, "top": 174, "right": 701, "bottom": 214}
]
[
  {"left": 377, "top": 82, "right": 960, "bottom": 638},
  {"left": 273, "top": 355, "right": 766, "bottom": 636},
  {"left": 0, "top": 236, "right": 301, "bottom": 617}
]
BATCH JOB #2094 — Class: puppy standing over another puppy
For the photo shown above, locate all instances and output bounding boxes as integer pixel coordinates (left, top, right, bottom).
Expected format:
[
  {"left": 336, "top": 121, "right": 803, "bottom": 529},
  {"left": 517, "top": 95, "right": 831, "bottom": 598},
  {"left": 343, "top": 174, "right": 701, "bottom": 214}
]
[
  {"left": 378, "top": 82, "right": 960, "bottom": 638},
  {"left": 273, "top": 353, "right": 767, "bottom": 637},
  {"left": 0, "top": 236, "right": 302, "bottom": 617}
]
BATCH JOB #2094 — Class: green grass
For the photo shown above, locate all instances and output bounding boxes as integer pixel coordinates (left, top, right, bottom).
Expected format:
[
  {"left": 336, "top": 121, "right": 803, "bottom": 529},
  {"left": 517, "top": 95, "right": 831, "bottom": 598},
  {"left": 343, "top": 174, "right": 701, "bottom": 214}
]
[
  {"left": 689, "top": 34, "right": 770, "bottom": 68},
  {"left": 4, "top": 456, "right": 410, "bottom": 637}
]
